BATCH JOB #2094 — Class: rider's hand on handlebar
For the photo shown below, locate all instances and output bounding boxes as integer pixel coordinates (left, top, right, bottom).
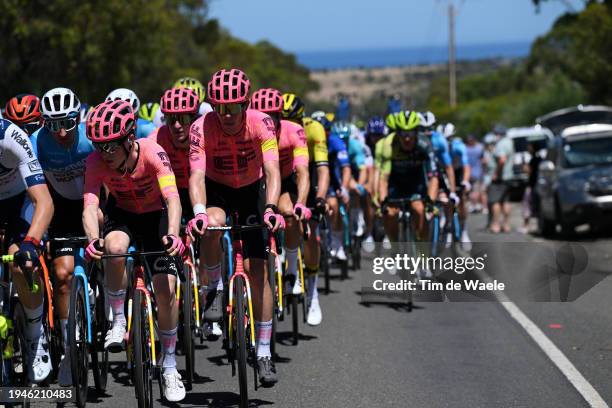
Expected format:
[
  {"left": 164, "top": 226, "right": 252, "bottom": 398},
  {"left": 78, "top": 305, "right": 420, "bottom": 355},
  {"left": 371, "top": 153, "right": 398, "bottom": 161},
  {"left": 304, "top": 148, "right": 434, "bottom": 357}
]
[
  {"left": 293, "top": 203, "right": 311, "bottom": 221},
  {"left": 461, "top": 180, "right": 472, "bottom": 192},
  {"left": 162, "top": 234, "right": 185, "bottom": 257},
  {"left": 264, "top": 209, "right": 285, "bottom": 232},
  {"left": 186, "top": 213, "right": 208, "bottom": 239},
  {"left": 15, "top": 238, "right": 41, "bottom": 270},
  {"left": 449, "top": 192, "right": 460, "bottom": 205},
  {"left": 338, "top": 187, "right": 350, "bottom": 205},
  {"left": 85, "top": 238, "right": 104, "bottom": 261}
]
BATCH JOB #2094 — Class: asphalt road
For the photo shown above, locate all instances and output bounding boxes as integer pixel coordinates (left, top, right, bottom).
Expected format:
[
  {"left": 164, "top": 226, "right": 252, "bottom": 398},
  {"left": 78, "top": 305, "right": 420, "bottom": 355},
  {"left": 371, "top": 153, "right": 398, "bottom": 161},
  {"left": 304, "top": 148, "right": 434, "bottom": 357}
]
[{"left": 32, "top": 210, "right": 612, "bottom": 407}]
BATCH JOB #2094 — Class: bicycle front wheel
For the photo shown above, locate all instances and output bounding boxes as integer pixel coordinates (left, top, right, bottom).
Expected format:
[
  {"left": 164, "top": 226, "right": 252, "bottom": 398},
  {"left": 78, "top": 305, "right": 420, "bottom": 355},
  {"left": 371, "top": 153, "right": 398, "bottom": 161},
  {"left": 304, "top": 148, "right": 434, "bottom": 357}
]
[
  {"left": 181, "top": 265, "right": 194, "bottom": 390},
  {"left": 132, "top": 290, "right": 153, "bottom": 408},
  {"left": 68, "top": 276, "right": 89, "bottom": 407},
  {"left": 91, "top": 269, "right": 109, "bottom": 392},
  {"left": 233, "top": 276, "right": 249, "bottom": 408}
]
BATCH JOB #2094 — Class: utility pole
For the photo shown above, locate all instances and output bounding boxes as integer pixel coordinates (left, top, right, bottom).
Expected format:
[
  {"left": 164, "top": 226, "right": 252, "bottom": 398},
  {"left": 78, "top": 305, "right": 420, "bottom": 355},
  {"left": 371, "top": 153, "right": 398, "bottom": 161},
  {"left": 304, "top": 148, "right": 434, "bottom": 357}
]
[{"left": 448, "top": 1, "right": 457, "bottom": 108}]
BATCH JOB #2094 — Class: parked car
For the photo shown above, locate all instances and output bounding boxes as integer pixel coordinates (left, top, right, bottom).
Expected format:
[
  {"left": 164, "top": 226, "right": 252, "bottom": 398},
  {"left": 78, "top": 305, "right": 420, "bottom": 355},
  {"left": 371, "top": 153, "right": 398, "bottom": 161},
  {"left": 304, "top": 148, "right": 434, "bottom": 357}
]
[
  {"left": 506, "top": 126, "right": 553, "bottom": 201},
  {"left": 536, "top": 123, "right": 612, "bottom": 236},
  {"left": 536, "top": 105, "right": 612, "bottom": 135}
]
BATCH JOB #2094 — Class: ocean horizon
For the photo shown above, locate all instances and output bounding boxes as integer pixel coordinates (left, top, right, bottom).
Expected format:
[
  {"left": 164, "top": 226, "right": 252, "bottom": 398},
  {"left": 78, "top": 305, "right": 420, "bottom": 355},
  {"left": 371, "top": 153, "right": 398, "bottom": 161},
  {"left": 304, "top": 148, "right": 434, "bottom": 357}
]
[{"left": 296, "top": 41, "right": 531, "bottom": 70}]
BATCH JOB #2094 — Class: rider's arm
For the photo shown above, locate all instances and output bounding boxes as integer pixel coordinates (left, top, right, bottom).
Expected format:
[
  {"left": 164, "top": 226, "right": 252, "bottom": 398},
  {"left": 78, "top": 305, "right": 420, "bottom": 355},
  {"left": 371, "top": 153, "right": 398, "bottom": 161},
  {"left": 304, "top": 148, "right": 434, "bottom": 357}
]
[
  {"left": 188, "top": 118, "right": 207, "bottom": 213},
  {"left": 25, "top": 184, "right": 54, "bottom": 242},
  {"left": 311, "top": 124, "right": 330, "bottom": 199},
  {"left": 293, "top": 128, "right": 310, "bottom": 204},
  {"left": 150, "top": 145, "right": 181, "bottom": 236},
  {"left": 376, "top": 139, "right": 391, "bottom": 203},
  {"left": 83, "top": 155, "right": 103, "bottom": 241},
  {"left": 259, "top": 119, "right": 281, "bottom": 206},
  {"left": 460, "top": 145, "right": 471, "bottom": 183}
]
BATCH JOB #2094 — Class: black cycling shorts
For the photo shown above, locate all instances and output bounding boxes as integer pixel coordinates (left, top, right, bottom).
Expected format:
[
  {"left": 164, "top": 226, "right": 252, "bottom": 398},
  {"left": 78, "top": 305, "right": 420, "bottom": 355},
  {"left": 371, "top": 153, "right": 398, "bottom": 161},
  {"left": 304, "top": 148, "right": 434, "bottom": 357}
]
[
  {"left": 48, "top": 194, "right": 85, "bottom": 259},
  {"left": 0, "top": 192, "right": 30, "bottom": 249},
  {"left": 281, "top": 174, "right": 298, "bottom": 196},
  {"left": 103, "top": 204, "right": 178, "bottom": 276},
  {"left": 179, "top": 188, "right": 194, "bottom": 221},
  {"left": 205, "top": 177, "right": 267, "bottom": 260}
]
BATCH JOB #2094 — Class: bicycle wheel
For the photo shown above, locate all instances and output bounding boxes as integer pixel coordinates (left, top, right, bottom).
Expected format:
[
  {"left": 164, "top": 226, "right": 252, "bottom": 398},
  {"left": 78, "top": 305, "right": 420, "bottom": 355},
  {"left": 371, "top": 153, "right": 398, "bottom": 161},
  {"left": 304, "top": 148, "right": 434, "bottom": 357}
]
[
  {"left": 319, "top": 232, "right": 330, "bottom": 294},
  {"left": 181, "top": 265, "right": 194, "bottom": 390},
  {"left": 267, "top": 252, "right": 277, "bottom": 360},
  {"left": 132, "top": 290, "right": 153, "bottom": 408},
  {"left": 233, "top": 276, "right": 249, "bottom": 408},
  {"left": 91, "top": 271, "right": 109, "bottom": 392},
  {"left": 290, "top": 295, "right": 299, "bottom": 346},
  {"left": 11, "top": 300, "right": 29, "bottom": 388},
  {"left": 351, "top": 235, "right": 361, "bottom": 270},
  {"left": 69, "top": 277, "right": 89, "bottom": 407}
]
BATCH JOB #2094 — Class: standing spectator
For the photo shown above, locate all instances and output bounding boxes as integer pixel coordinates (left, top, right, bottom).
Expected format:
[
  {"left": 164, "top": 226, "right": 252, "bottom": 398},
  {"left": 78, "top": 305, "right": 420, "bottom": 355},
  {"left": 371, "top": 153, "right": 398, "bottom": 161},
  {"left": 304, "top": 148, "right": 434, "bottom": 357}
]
[
  {"left": 488, "top": 125, "right": 515, "bottom": 233},
  {"left": 465, "top": 135, "right": 484, "bottom": 213},
  {"left": 519, "top": 142, "right": 542, "bottom": 234},
  {"left": 482, "top": 135, "right": 497, "bottom": 226}
]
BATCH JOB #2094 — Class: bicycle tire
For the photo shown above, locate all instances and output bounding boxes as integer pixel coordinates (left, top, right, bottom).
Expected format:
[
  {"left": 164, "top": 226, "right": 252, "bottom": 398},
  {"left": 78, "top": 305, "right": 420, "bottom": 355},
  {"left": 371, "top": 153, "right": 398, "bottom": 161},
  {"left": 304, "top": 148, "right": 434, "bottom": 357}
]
[
  {"left": 69, "top": 277, "right": 89, "bottom": 407},
  {"left": 91, "top": 271, "right": 109, "bottom": 392},
  {"left": 181, "top": 264, "right": 194, "bottom": 390},
  {"left": 267, "top": 252, "right": 277, "bottom": 360},
  {"left": 132, "top": 290, "right": 153, "bottom": 408},
  {"left": 320, "top": 237, "right": 330, "bottom": 294},
  {"left": 234, "top": 276, "right": 249, "bottom": 408},
  {"left": 290, "top": 295, "right": 299, "bottom": 346},
  {"left": 12, "top": 299, "right": 29, "bottom": 388}
]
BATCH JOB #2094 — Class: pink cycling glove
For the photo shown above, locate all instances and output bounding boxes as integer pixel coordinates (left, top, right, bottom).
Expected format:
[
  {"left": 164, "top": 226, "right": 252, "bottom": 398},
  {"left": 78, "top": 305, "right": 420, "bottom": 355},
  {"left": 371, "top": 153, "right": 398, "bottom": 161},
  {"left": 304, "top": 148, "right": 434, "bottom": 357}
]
[
  {"left": 164, "top": 234, "right": 185, "bottom": 256},
  {"left": 264, "top": 211, "right": 286, "bottom": 230},
  {"left": 293, "top": 203, "right": 312, "bottom": 220},
  {"left": 186, "top": 213, "right": 208, "bottom": 237},
  {"left": 85, "top": 239, "right": 103, "bottom": 261}
]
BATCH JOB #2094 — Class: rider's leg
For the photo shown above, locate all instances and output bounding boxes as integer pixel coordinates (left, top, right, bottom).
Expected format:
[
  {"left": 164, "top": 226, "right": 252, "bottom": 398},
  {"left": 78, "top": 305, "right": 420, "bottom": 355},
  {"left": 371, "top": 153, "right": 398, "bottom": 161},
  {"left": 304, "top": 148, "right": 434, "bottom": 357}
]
[
  {"left": 279, "top": 193, "right": 300, "bottom": 294},
  {"left": 153, "top": 272, "right": 179, "bottom": 373},
  {"left": 53, "top": 255, "right": 75, "bottom": 352},
  {"left": 200, "top": 207, "right": 226, "bottom": 322}
]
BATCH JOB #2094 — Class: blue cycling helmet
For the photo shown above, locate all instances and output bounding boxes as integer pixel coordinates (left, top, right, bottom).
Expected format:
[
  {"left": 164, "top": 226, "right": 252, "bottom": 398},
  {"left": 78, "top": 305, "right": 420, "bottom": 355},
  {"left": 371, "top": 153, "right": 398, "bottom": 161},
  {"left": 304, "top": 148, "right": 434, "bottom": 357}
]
[
  {"left": 331, "top": 121, "right": 351, "bottom": 141},
  {"left": 366, "top": 116, "right": 386, "bottom": 135}
]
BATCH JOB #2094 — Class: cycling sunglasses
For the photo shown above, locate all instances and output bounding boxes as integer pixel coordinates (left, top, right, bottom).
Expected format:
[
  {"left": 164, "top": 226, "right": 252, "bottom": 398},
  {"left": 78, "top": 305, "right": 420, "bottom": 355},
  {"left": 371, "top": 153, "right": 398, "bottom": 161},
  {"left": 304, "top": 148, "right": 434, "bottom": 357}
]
[
  {"left": 44, "top": 117, "right": 77, "bottom": 133},
  {"left": 93, "top": 139, "right": 126, "bottom": 155},
  {"left": 22, "top": 121, "right": 42, "bottom": 135},
  {"left": 166, "top": 114, "right": 196, "bottom": 126},
  {"left": 398, "top": 129, "right": 418, "bottom": 139},
  {"left": 213, "top": 102, "right": 248, "bottom": 116}
]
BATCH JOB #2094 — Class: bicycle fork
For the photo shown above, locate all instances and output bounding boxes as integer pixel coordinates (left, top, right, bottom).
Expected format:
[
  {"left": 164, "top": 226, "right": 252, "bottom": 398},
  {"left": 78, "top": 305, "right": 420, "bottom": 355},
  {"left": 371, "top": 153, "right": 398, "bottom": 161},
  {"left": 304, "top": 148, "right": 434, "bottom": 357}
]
[{"left": 227, "top": 253, "right": 256, "bottom": 349}]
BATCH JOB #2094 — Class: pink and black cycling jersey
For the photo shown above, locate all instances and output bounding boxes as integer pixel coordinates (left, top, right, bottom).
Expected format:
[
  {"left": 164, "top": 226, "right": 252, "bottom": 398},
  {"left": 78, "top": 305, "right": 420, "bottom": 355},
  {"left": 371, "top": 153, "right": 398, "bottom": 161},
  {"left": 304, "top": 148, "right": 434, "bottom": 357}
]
[
  {"left": 277, "top": 120, "right": 309, "bottom": 179},
  {"left": 83, "top": 138, "right": 179, "bottom": 214},
  {"left": 189, "top": 109, "right": 279, "bottom": 188},
  {"left": 148, "top": 126, "right": 190, "bottom": 189}
]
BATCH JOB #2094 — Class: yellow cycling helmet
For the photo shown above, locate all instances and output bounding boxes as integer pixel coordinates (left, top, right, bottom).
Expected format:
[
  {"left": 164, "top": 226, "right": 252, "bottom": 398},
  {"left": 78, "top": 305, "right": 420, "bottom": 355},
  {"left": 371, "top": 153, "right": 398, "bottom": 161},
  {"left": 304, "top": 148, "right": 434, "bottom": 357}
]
[
  {"left": 139, "top": 102, "right": 160, "bottom": 122},
  {"left": 325, "top": 112, "right": 335, "bottom": 122},
  {"left": 282, "top": 93, "right": 305, "bottom": 120},
  {"left": 394, "top": 110, "right": 420, "bottom": 131},
  {"left": 173, "top": 77, "right": 205, "bottom": 103},
  {"left": 385, "top": 113, "right": 397, "bottom": 131}
]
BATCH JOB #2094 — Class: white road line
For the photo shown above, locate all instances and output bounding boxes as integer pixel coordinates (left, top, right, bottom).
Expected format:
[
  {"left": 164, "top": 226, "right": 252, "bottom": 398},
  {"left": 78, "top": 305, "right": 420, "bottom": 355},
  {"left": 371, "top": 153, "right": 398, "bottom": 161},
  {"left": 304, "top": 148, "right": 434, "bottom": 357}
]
[{"left": 481, "top": 272, "right": 609, "bottom": 408}]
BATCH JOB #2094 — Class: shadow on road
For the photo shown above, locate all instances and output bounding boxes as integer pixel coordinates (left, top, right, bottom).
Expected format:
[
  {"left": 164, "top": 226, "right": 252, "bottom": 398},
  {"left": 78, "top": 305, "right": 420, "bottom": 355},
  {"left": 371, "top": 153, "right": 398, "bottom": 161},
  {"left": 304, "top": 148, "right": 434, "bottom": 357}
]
[
  {"left": 172, "top": 391, "right": 273, "bottom": 407},
  {"left": 108, "top": 361, "right": 131, "bottom": 386},
  {"left": 275, "top": 331, "right": 317, "bottom": 345}
]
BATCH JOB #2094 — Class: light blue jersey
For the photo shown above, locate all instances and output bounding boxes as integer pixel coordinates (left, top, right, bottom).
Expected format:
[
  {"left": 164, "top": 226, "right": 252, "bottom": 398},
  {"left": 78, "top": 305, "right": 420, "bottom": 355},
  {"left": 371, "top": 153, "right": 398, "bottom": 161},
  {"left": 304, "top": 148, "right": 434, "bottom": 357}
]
[
  {"left": 450, "top": 137, "right": 469, "bottom": 169},
  {"left": 32, "top": 123, "right": 94, "bottom": 200},
  {"left": 431, "top": 131, "right": 452, "bottom": 167},
  {"left": 136, "top": 117, "right": 157, "bottom": 139}
]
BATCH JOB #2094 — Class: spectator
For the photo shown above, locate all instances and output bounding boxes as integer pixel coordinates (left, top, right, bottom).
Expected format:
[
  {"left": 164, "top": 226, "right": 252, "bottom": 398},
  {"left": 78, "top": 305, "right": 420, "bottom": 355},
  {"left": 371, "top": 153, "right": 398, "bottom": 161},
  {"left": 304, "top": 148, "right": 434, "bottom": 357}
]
[
  {"left": 466, "top": 135, "right": 484, "bottom": 213},
  {"left": 482, "top": 134, "right": 497, "bottom": 226},
  {"left": 519, "top": 142, "right": 542, "bottom": 234},
  {"left": 488, "top": 125, "right": 515, "bottom": 233}
]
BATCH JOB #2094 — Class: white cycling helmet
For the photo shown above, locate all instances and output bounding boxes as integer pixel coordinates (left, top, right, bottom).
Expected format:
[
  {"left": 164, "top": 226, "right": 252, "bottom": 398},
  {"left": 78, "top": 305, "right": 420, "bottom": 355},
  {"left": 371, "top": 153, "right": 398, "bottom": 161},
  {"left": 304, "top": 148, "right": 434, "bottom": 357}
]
[
  {"left": 41, "top": 87, "right": 81, "bottom": 120},
  {"left": 311, "top": 110, "right": 326, "bottom": 121},
  {"left": 152, "top": 106, "right": 165, "bottom": 127},
  {"left": 443, "top": 123, "right": 456, "bottom": 138},
  {"left": 419, "top": 111, "right": 436, "bottom": 128},
  {"left": 106, "top": 88, "right": 140, "bottom": 113}
]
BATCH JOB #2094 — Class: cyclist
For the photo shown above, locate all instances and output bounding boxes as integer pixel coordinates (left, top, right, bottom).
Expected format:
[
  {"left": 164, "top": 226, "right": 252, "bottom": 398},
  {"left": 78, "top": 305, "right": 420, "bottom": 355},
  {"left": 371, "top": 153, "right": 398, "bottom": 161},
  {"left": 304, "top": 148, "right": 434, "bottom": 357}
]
[
  {"left": 445, "top": 123, "right": 472, "bottom": 249},
  {"left": 327, "top": 122, "right": 352, "bottom": 262},
  {"left": 173, "top": 76, "right": 213, "bottom": 116},
  {"left": 363, "top": 116, "right": 387, "bottom": 248},
  {"left": 82, "top": 100, "right": 186, "bottom": 401},
  {"left": 0, "top": 119, "right": 54, "bottom": 383},
  {"left": 32, "top": 87, "right": 93, "bottom": 386},
  {"left": 4, "top": 94, "right": 43, "bottom": 136},
  {"left": 187, "top": 68, "right": 283, "bottom": 386},
  {"left": 375, "top": 111, "right": 438, "bottom": 276},
  {"left": 106, "top": 88, "right": 157, "bottom": 139},
  {"left": 252, "top": 89, "right": 309, "bottom": 300},
  {"left": 347, "top": 122, "right": 371, "bottom": 238},
  {"left": 147, "top": 87, "right": 223, "bottom": 337},
  {"left": 282, "top": 93, "right": 330, "bottom": 325}
]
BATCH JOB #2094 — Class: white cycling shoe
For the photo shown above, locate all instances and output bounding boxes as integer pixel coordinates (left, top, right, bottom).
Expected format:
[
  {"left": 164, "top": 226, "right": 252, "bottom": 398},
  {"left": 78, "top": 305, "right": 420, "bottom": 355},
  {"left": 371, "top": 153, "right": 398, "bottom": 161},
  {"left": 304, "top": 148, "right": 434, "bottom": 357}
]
[
  {"left": 104, "top": 321, "right": 126, "bottom": 352},
  {"left": 203, "top": 322, "right": 222, "bottom": 339},
  {"left": 285, "top": 274, "right": 303, "bottom": 295},
  {"left": 162, "top": 370, "right": 186, "bottom": 402},
  {"left": 58, "top": 351, "right": 72, "bottom": 387},
  {"left": 27, "top": 335, "right": 52, "bottom": 383},
  {"left": 335, "top": 246, "right": 347, "bottom": 262},
  {"left": 306, "top": 298, "right": 322, "bottom": 326}
]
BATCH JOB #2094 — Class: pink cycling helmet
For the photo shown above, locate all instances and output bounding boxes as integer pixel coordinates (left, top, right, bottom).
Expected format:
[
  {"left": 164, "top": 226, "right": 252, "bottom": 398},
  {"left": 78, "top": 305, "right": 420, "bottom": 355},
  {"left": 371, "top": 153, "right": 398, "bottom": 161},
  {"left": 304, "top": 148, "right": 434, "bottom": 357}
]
[
  {"left": 160, "top": 87, "right": 199, "bottom": 115},
  {"left": 207, "top": 68, "right": 251, "bottom": 104},
  {"left": 86, "top": 100, "right": 135, "bottom": 143},
  {"left": 251, "top": 88, "right": 283, "bottom": 113}
]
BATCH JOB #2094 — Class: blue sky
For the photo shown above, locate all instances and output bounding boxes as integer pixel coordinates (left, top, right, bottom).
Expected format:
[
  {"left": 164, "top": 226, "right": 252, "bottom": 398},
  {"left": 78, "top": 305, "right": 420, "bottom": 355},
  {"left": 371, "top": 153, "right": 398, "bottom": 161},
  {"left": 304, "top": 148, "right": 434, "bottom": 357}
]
[{"left": 208, "top": 0, "right": 584, "bottom": 52}]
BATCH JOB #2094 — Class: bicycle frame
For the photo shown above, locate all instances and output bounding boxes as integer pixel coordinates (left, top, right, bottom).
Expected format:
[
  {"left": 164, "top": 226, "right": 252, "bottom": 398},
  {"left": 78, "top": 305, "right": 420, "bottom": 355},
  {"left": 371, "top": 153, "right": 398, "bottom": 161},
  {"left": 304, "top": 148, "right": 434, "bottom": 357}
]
[
  {"left": 178, "top": 234, "right": 201, "bottom": 332},
  {"left": 268, "top": 235, "right": 283, "bottom": 313}
]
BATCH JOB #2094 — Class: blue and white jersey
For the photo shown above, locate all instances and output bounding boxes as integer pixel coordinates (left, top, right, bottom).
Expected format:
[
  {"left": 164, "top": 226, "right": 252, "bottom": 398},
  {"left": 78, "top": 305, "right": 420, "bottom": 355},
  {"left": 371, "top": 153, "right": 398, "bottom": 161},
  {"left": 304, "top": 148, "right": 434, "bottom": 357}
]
[
  {"left": 450, "top": 137, "right": 469, "bottom": 170},
  {"left": 136, "top": 117, "right": 157, "bottom": 139},
  {"left": 32, "top": 123, "right": 93, "bottom": 200},
  {"left": 431, "top": 131, "right": 452, "bottom": 168},
  {"left": 0, "top": 119, "right": 46, "bottom": 200}
]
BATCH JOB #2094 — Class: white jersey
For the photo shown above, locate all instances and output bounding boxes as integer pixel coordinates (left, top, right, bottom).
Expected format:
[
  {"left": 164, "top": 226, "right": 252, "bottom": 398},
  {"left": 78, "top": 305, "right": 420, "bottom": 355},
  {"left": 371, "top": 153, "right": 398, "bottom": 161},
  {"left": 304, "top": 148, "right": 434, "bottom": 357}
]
[
  {"left": 0, "top": 119, "right": 46, "bottom": 200},
  {"left": 349, "top": 124, "right": 373, "bottom": 167}
]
